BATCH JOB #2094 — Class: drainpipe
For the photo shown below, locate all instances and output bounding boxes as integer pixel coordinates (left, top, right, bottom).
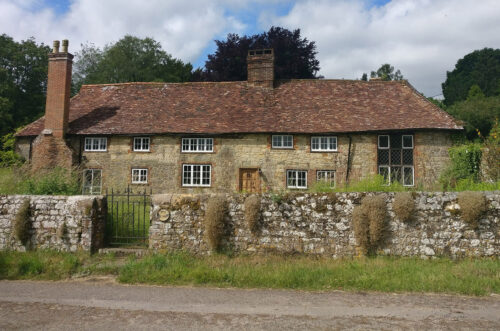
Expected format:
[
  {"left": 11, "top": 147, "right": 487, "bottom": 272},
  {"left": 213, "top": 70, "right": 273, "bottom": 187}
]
[{"left": 345, "top": 136, "right": 352, "bottom": 186}]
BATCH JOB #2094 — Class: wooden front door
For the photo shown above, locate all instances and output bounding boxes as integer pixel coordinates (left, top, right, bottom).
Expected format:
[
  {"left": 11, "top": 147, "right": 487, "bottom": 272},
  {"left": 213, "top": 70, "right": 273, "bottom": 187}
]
[{"left": 239, "top": 168, "right": 261, "bottom": 193}]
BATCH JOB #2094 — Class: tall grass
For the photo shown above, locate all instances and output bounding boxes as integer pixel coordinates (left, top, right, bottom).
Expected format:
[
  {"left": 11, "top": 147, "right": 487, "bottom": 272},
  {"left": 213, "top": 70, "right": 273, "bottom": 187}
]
[
  {"left": 0, "top": 166, "right": 80, "bottom": 195},
  {"left": 118, "top": 252, "right": 500, "bottom": 296},
  {"left": 1, "top": 251, "right": 498, "bottom": 295}
]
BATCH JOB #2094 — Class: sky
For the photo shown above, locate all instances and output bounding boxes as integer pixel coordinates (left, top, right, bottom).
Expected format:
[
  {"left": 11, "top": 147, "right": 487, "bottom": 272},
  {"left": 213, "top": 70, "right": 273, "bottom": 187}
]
[{"left": 1, "top": 0, "right": 500, "bottom": 97}]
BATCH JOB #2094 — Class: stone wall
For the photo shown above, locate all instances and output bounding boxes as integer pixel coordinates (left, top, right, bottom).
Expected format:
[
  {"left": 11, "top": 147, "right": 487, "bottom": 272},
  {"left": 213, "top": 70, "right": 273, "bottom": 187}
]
[
  {"left": 149, "top": 191, "right": 499, "bottom": 258},
  {"left": 0, "top": 195, "right": 107, "bottom": 252}
]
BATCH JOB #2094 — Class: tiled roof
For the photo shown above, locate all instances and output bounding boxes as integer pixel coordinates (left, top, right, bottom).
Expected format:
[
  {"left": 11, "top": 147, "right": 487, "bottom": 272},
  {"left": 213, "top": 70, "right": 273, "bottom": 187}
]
[{"left": 17, "top": 79, "right": 462, "bottom": 136}]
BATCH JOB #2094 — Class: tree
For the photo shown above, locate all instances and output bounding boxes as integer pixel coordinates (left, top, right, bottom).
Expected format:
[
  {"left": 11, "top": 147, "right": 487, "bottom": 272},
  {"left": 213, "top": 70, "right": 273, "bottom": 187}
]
[
  {"left": 73, "top": 35, "right": 193, "bottom": 92},
  {"left": 442, "top": 48, "right": 500, "bottom": 106},
  {"left": 0, "top": 34, "right": 50, "bottom": 137},
  {"left": 361, "top": 73, "right": 368, "bottom": 81},
  {"left": 198, "top": 26, "right": 320, "bottom": 81},
  {"left": 370, "top": 64, "right": 403, "bottom": 81},
  {"left": 445, "top": 85, "right": 500, "bottom": 139}
]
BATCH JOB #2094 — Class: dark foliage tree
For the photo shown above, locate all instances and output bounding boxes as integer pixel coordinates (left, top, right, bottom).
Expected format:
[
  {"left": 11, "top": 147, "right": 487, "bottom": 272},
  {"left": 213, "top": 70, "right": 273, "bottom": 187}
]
[
  {"left": 0, "top": 34, "right": 50, "bottom": 136},
  {"left": 198, "top": 26, "right": 320, "bottom": 81},
  {"left": 370, "top": 63, "right": 403, "bottom": 81},
  {"left": 73, "top": 35, "right": 193, "bottom": 93},
  {"left": 442, "top": 48, "right": 500, "bottom": 106},
  {"left": 446, "top": 85, "right": 500, "bottom": 139},
  {"left": 361, "top": 73, "right": 368, "bottom": 81}
]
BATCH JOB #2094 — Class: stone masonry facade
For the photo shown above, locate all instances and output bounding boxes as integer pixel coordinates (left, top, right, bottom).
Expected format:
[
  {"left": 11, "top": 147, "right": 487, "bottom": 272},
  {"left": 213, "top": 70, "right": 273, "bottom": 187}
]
[
  {"left": 0, "top": 195, "right": 107, "bottom": 252},
  {"left": 149, "top": 191, "right": 499, "bottom": 258},
  {"left": 15, "top": 130, "right": 452, "bottom": 194}
]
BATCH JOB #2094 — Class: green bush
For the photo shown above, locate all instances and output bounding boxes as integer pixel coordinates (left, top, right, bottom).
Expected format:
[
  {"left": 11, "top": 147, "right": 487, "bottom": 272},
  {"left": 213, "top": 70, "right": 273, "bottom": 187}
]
[
  {"left": 440, "top": 143, "right": 482, "bottom": 190},
  {"left": 337, "top": 175, "right": 406, "bottom": 192}
]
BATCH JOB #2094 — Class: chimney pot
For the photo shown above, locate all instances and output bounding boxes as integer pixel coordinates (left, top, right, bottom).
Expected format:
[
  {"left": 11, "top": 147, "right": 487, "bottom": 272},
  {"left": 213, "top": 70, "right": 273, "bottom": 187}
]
[
  {"left": 61, "top": 39, "right": 68, "bottom": 52},
  {"left": 52, "top": 40, "right": 60, "bottom": 54}
]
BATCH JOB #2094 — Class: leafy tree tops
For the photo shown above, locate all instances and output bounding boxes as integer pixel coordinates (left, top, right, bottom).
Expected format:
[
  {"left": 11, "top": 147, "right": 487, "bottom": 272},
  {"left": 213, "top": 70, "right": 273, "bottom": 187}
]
[
  {"left": 72, "top": 35, "right": 193, "bottom": 93},
  {"left": 442, "top": 48, "right": 500, "bottom": 106},
  {"left": 196, "top": 26, "right": 320, "bottom": 82}
]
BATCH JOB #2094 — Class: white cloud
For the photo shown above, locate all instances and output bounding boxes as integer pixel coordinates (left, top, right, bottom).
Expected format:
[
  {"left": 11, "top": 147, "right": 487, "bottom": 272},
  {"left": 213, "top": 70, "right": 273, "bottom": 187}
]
[
  {"left": 262, "top": 0, "right": 500, "bottom": 96},
  {"left": 0, "top": 0, "right": 246, "bottom": 62},
  {"left": 1, "top": 0, "right": 499, "bottom": 96}
]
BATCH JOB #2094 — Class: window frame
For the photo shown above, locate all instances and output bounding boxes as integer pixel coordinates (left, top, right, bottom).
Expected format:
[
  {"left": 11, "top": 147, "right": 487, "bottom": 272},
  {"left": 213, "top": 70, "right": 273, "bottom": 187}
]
[
  {"left": 182, "top": 164, "right": 212, "bottom": 187},
  {"left": 181, "top": 138, "right": 214, "bottom": 153},
  {"left": 84, "top": 137, "right": 107, "bottom": 152},
  {"left": 286, "top": 169, "right": 308, "bottom": 189},
  {"left": 402, "top": 166, "right": 414, "bottom": 187},
  {"left": 131, "top": 168, "right": 148, "bottom": 184},
  {"left": 316, "top": 170, "right": 336, "bottom": 187},
  {"left": 378, "top": 135, "right": 390, "bottom": 149},
  {"left": 82, "top": 169, "right": 102, "bottom": 195},
  {"left": 133, "top": 137, "right": 150, "bottom": 152},
  {"left": 311, "top": 136, "right": 338, "bottom": 152},
  {"left": 402, "top": 135, "right": 414, "bottom": 149},
  {"left": 271, "top": 135, "right": 294, "bottom": 149}
]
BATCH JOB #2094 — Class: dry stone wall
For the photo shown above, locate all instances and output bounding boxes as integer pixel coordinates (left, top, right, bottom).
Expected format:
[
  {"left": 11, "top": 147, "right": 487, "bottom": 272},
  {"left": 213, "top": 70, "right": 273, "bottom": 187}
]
[
  {"left": 149, "top": 191, "right": 500, "bottom": 258},
  {"left": 0, "top": 195, "right": 106, "bottom": 252}
]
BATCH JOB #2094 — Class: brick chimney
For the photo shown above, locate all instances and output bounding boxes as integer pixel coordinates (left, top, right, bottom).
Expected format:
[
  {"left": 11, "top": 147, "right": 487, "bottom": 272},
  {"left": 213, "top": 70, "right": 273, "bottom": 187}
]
[
  {"left": 44, "top": 39, "right": 73, "bottom": 138},
  {"left": 30, "top": 40, "right": 75, "bottom": 171},
  {"left": 247, "top": 49, "right": 274, "bottom": 88}
]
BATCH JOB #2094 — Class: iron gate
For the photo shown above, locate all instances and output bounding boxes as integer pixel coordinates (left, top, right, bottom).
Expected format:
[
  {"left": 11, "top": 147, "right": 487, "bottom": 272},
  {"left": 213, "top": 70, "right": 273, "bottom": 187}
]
[{"left": 106, "top": 186, "right": 151, "bottom": 246}]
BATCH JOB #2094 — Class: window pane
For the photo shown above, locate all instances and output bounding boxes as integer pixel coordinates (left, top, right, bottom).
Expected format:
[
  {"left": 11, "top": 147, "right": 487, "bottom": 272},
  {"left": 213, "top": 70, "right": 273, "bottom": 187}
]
[
  {"left": 193, "top": 165, "right": 201, "bottom": 184},
  {"left": 329, "top": 137, "right": 337, "bottom": 150},
  {"left": 202, "top": 165, "right": 211, "bottom": 185},
  {"left": 402, "top": 135, "right": 413, "bottom": 149},
  {"left": 298, "top": 171, "right": 306, "bottom": 188},
  {"left": 311, "top": 137, "right": 319, "bottom": 150},
  {"left": 379, "top": 166, "right": 390, "bottom": 184},
  {"left": 287, "top": 171, "right": 295, "bottom": 187},
  {"left": 320, "top": 137, "right": 328, "bottom": 150},
  {"left": 183, "top": 165, "right": 191, "bottom": 184},
  {"left": 378, "top": 135, "right": 389, "bottom": 148},
  {"left": 284, "top": 135, "right": 293, "bottom": 147},
  {"left": 272, "top": 136, "right": 281, "bottom": 147},
  {"left": 378, "top": 149, "right": 389, "bottom": 165},
  {"left": 390, "top": 135, "right": 402, "bottom": 149},
  {"left": 391, "top": 166, "right": 402, "bottom": 184},
  {"left": 391, "top": 149, "right": 402, "bottom": 165},
  {"left": 403, "top": 167, "right": 414, "bottom": 186},
  {"left": 206, "top": 138, "right": 213, "bottom": 151},
  {"left": 403, "top": 149, "right": 413, "bottom": 165}
]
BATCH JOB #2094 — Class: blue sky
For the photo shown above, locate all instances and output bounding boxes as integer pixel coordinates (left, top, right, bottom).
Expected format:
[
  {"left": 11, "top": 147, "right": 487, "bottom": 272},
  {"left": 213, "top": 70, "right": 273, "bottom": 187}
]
[{"left": 1, "top": 0, "right": 499, "bottom": 97}]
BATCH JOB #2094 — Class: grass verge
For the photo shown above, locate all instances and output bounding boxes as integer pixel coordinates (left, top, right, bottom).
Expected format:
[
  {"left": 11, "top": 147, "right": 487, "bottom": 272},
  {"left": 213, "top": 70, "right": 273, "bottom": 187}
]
[{"left": 1, "top": 250, "right": 499, "bottom": 296}]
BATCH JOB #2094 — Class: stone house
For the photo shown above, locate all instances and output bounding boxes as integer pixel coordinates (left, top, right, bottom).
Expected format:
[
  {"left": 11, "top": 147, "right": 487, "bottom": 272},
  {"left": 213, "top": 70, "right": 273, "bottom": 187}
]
[{"left": 16, "top": 41, "right": 463, "bottom": 194}]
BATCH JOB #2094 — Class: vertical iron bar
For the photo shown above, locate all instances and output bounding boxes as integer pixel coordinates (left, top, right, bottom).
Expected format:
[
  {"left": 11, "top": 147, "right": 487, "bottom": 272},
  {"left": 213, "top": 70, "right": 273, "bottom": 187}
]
[
  {"left": 132, "top": 200, "right": 135, "bottom": 243},
  {"left": 143, "top": 189, "right": 146, "bottom": 244}
]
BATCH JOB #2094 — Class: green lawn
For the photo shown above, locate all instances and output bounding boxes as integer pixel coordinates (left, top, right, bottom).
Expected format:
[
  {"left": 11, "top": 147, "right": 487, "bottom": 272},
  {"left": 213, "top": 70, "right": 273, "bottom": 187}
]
[{"left": 1, "top": 250, "right": 498, "bottom": 296}]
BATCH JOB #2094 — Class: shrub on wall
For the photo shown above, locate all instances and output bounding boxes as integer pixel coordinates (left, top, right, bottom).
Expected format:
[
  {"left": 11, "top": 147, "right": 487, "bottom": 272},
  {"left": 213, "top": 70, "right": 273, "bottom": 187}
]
[
  {"left": 244, "top": 195, "right": 261, "bottom": 232},
  {"left": 352, "top": 195, "right": 388, "bottom": 254},
  {"left": 392, "top": 192, "right": 415, "bottom": 222},
  {"left": 13, "top": 199, "right": 31, "bottom": 245},
  {"left": 204, "top": 196, "right": 227, "bottom": 251},
  {"left": 458, "top": 191, "right": 487, "bottom": 229}
]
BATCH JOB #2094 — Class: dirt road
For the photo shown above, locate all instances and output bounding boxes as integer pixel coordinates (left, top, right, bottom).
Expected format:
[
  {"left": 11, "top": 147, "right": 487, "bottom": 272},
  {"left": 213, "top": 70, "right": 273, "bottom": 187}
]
[{"left": 0, "top": 279, "right": 499, "bottom": 330}]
